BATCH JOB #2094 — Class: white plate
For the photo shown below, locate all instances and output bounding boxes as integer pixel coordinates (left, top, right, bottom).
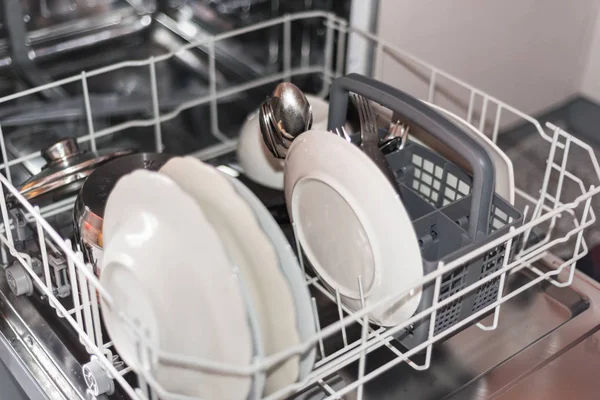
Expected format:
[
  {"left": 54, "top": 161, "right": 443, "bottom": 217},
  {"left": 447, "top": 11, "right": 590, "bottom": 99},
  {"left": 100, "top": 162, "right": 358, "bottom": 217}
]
[
  {"left": 422, "top": 102, "right": 515, "bottom": 204},
  {"left": 228, "top": 176, "right": 317, "bottom": 380},
  {"left": 284, "top": 130, "right": 423, "bottom": 326},
  {"left": 101, "top": 170, "right": 253, "bottom": 399},
  {"left": 237, "top": 95, "right": 330, "bottom": 190},
  {"left": 160, "top": 157, "right": 300, "bottom": 396}
]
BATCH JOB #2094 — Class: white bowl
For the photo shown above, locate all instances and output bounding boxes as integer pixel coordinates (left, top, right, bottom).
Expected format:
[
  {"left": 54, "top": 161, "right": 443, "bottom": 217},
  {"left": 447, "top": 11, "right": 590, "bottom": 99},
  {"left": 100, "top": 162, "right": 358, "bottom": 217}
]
[{"left": 237, "top": 94, "right": 330, "bottom": 190}]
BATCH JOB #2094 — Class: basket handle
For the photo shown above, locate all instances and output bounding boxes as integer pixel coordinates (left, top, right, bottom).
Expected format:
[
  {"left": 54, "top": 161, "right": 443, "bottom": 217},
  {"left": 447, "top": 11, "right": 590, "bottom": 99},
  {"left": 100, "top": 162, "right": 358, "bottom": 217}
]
[{"left": 327, "top": 73, "right": 494, "bottom": 240}]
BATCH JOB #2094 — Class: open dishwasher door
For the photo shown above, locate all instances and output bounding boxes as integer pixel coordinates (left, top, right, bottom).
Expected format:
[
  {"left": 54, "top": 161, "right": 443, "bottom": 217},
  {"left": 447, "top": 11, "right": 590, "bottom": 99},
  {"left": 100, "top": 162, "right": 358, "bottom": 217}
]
[
  {"left": 317, "top": 259, "right": 600, "bottom": 399},
  {"left": 0, "top": 359, "right": 29, "bottom": 400}
]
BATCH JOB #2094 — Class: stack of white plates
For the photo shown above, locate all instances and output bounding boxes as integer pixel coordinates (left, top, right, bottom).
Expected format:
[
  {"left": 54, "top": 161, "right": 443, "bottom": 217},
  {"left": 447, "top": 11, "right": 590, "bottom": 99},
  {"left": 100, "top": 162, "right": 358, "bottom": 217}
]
[{"left": 100, "top": 156, "right": 316, "bottom": 399}]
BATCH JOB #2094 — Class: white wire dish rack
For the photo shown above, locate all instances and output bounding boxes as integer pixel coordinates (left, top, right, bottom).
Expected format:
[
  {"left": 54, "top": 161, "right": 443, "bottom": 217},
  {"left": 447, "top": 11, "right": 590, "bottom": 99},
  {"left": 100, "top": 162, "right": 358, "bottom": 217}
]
[{"left": 0, "top": 10, "right": 598, "bottom": 400}]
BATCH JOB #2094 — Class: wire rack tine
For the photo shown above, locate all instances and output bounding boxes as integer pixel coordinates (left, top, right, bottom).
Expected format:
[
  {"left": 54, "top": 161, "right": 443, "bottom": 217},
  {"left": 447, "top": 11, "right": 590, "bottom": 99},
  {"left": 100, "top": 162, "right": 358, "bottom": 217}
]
[
  {"left": 335, "top": 288, "right": 349, "bottom": 347},
  {"left": 312, "top": 297, "right": 326, "bottom": 359},
  {"left": 357, "top": 276, "right": 368, "bottom": 400},
  {"left": 477, "top": 226, "right": 515, "bottom": 331}
]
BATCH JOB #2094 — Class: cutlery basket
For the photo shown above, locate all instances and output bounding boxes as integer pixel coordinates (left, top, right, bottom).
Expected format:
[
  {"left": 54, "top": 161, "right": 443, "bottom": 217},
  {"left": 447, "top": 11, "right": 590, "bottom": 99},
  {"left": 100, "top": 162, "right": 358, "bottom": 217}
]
[
  {"left": 385, "top": 141, "right": 522, "bottom": 348},
  {"left": 327, "top": 74, "right": 523, "bottom": 349}
]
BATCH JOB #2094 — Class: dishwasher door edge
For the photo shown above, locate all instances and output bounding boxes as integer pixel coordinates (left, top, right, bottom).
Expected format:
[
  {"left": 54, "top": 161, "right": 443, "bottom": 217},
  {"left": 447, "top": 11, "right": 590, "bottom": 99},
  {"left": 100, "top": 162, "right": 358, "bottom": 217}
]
[{"left": 0, "top": 284, "right": 85, "bottom": 400}]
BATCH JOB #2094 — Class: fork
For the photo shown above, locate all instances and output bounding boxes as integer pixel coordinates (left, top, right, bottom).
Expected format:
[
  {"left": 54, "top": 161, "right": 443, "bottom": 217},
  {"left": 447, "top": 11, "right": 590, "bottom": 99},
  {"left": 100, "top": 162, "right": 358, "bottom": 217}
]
[{"left": 352, "top": 94, "right": 403, "bottom": 196}]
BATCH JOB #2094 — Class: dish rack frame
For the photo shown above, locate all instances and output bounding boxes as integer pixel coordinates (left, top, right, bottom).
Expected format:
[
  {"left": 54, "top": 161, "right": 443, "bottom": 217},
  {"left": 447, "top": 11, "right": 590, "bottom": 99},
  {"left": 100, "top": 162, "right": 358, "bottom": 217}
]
[{"left": 0, "top": 10, "right": 598, "bottom": 400}]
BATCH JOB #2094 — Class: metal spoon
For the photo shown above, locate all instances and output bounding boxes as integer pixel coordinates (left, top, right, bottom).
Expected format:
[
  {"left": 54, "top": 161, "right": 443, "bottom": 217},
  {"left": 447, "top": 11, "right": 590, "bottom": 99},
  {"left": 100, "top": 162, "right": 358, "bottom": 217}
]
[{"left": 259, "top": 82, "right": 313, "bottom": 159}]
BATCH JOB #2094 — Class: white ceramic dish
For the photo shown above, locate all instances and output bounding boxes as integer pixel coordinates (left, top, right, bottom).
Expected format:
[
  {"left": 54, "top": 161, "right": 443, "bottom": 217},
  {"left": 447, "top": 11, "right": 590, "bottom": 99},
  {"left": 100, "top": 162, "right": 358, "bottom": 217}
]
[
  {"left": 237, "top": 95, "right": 330, "bottom": 190},
  {"left": 239, "top": 273, "right": 267, "bottom": 400},
  {"left": 101, "top": 170, "right": 253, "bottom": 399},
  {"left": 229, "top": 176, "right": 317, "bottom": 380},
  {"left": 422, "top": 102, "right": 515, "bottom": 204},
  {"left": 160, "top": 157, "right": 300, "bottom": 395},
  {"left": 284, "top": 130, "right": 423, "bottom": 326}
]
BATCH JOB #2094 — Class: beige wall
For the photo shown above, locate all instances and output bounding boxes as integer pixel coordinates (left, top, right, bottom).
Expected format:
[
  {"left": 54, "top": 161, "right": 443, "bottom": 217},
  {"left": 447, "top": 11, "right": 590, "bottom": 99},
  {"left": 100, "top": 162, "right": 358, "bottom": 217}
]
[
  {"left": 581, "top": 3, "right": 600, "bottom": 103},
  {"left": 375, "top": 0, "right": 600, "bottom": 128}
]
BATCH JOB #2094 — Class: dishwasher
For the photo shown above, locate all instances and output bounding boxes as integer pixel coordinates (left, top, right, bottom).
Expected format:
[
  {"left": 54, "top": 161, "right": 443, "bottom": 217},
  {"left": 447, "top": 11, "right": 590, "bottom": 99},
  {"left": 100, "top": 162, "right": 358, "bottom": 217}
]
[{"left": 1, "top": 2, "right": 600, "bottom": 400}]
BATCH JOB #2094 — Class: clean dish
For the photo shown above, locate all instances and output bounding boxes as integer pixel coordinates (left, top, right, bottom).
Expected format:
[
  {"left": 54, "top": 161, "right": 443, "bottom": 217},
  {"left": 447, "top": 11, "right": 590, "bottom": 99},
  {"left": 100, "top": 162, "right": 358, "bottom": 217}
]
[
  {"left": 237, "top": 95, "right": 330, "bottom": 190},
  {"left": 239, "top": 274, "right": 267, "bottom": 400},
  {"left": 101, "top": 170, "right": 253, "bottom": 399},
  {"left": 284, "top": 130, "right": 423, "bottom": 326},
  {"left": 422, "top": 102, "right": 515, "bottom": 204},
  {"left": 229, "top": 176, "right": 316, "bottom": 380},
  {"left": 160, "top": 157, "right": 300, "bottom": 396}
]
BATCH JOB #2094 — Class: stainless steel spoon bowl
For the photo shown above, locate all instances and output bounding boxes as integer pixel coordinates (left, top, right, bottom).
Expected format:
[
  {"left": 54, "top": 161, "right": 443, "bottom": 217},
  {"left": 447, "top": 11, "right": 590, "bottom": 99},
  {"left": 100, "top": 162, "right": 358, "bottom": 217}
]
[
  {"left": 259, "top": 82, "right": 313, "bottom": 159},
  {"left": 271, "top": 82, "right": 313, "bottom": 141}
]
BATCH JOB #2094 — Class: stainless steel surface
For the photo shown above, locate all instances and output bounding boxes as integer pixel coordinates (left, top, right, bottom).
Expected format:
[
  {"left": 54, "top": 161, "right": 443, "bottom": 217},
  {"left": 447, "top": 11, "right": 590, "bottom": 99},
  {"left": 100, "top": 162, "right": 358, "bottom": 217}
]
[
  {"left": 42, "top": 138, "right": 79, "bottom": 164},
  {"left": 12, "top": 138, "right": 135, "bottom": 206},
  {"left": 73, "top": 152, "right": 174, "bottom": 275},
  {"left": 0, "top": 359, "right": 29, "bottom": 400},
  {"left": 313, "top": 262, "right": 600, "bottom": 399},
  {"left": 259, "top": 82, "right": 313, "bottom": 159},
  {"left": 0, "top": 273, "right": 87, "bottom": 400},
  {"left": 496, "top": 326, "right": 600, "bottom": 399},
  {"left": 19, "top": 0, "right": 153, "bottom": 30},
  {"left": 271, "top": 82, "right": 313, "bottom": 142},
  {"left": 0, "top": 90, "right": 240, "bottom": 128},
  {"left": 150, "top": 26, "right": 224, "bottom": 83},
  {"left": 0, "top": 1, "right": 152, "bottom": 72},
  {"left": 206, "top": 0, "right": 272, "bottom": 15},
  {"left": 259, "top": 99, "right": 285, "bottom": 158},
  {"left": 154, "top": 10, "right": 268, "bottom": 83},
  {"left": 0, "top": 0, "right": 341, "bottom": 185},
  {"left": 352, "top": 94, "right": 401, "bottom": 194}
]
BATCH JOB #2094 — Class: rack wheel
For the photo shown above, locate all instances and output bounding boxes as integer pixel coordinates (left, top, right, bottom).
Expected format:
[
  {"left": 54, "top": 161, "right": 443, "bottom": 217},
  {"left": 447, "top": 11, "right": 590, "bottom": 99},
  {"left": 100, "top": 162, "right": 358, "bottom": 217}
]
[
  {"left": 5, "top": 262, "right": 33, "bottom": 296},
  {"left": 83, "top": 357, "right": 114, "bottom": 396}
]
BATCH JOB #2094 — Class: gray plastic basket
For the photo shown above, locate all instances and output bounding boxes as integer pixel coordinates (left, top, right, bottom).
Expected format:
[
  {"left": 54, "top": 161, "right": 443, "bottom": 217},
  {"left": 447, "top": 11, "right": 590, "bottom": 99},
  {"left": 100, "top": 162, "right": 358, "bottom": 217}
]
[
  {"left": 385, "top": 142, "right": 521, "bottom": 348},
  {"left": 327, "top": 74, "right": 523, "bottom": 349}
]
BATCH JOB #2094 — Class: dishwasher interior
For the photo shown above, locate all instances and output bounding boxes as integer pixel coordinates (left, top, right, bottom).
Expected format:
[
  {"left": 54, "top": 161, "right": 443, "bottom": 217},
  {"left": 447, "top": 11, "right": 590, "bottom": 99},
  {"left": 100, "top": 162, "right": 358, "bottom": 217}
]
[
  {"left": 0, "top": 0, "right": 352, "bottom": 186},
  {"left": 0, "top": 3, "right": 600, "bottom": 400}
]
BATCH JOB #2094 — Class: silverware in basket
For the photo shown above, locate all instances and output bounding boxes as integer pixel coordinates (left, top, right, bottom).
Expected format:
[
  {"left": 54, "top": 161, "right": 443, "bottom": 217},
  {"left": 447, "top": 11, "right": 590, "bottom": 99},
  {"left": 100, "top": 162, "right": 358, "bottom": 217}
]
[{"left": 351, "top": 93, "right": 403, "bottom": 195}]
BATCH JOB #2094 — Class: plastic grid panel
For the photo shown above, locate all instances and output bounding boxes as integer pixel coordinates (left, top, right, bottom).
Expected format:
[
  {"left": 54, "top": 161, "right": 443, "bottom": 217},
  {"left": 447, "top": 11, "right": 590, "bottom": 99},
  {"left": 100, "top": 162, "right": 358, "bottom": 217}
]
[
  {"left": 472, "top": 280, "right": 500, "bottom": 312},
  {"left": 434, "top": 298, "right": 463, "bottom": 334},
  {"left": 410, "top": 153, "right": 445, "bottom": 206},
  {"left": 443, "top": 172, "right": 471, "bottom": 206},
  {"left": 491, "top": 204, "right": 511, "bottom": 232},
  {"left": 409, "top": 152, "right": 472, "bottom": 207},
  {"left": 472, "top": 245, "right": 506, "bottom": 311},
  {"left": 434, "top": 266, "right": 467, "bottom": 334},
  {"left": 471, "top": 203, "right": 514, "bottom": 312}
]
